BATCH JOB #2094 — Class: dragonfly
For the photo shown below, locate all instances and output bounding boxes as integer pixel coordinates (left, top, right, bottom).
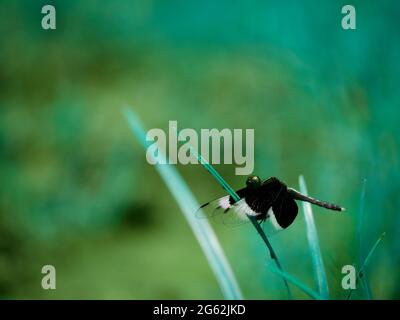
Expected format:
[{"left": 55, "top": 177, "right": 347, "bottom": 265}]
[{"left": 199, "top": 175, "right": 345, "bottom": 234}]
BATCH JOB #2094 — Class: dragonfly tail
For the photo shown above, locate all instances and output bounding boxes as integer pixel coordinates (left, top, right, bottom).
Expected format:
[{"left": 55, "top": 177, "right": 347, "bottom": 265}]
[{"left": 287, "top": 188, "right": 345, "bottom": 211}]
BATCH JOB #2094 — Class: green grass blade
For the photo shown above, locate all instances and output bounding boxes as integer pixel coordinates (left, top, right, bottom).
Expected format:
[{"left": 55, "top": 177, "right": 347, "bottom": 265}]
[
  {"left": 362, "top": 232, "right": 385, "bottom": 269},
  {"left": 124, "top": 108, "right": 243, "bottom": 300},
  {"left": 356, "top": 179, "right": 372, "bottom": 299},
  {"left": 347, "top": 232, "right": 385, "bottom": 299},
  {"left": 184, "top": 142, "right": 292, "bottom": 299},
  {"left": 299, "top": 175, "right": 329, "bottom": 299},
  {"left": 268, "top": 266, "right": 323, "bottom": 300}
]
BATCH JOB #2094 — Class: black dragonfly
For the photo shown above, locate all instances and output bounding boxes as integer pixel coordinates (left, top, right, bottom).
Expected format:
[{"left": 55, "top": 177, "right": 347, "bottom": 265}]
[{"left": 199, "top": 176, "right": 345, "bottom": 233}]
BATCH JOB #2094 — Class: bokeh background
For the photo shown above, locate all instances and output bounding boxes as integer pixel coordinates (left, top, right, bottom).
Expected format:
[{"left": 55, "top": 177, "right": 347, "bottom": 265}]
[{"left": 0, "top": 0, "right": 399, "bottom": 299}]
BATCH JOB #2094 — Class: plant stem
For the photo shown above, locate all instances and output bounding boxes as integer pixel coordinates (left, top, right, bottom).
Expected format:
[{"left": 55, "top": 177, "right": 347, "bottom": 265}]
[
  {"left": 124, "top": 108, "right": 243, "bottom": 300},
  {"left": 269, "top": 266, "right": 323, "bottom": 300},
  {"left": 299, "top": 175, "right": 329, "bottom": 299},
  {"left": 190, "top": 147, "right": 292, "bottom": 299},
  {"left": 347, "top": 232, "right": 385, "bottom": 299},
  {"left": 356, "top": 179, "right": 372, "bottom": 299}
]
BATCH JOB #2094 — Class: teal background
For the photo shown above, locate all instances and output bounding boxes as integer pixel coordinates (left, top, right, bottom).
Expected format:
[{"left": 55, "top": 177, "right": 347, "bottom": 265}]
[{"left": 0, "top": 0, "right": 399, "bottom": 299}]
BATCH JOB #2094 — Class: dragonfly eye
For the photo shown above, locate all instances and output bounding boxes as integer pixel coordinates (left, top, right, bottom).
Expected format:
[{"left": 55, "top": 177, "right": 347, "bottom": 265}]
[{"left": 246, "top": 175, "right": 261, "bottom": 189}]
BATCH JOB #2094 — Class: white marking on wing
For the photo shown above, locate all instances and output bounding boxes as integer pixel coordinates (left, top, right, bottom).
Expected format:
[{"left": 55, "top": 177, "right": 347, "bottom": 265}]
[
  {"left": 266, "top": 207, "right": 283, "bottom": 231},
  {"left": 218, "top": 196, "right": 231, "bottom": 210},
  {"left": 232, "top": 199, "right": 259, "bottom": 220}
]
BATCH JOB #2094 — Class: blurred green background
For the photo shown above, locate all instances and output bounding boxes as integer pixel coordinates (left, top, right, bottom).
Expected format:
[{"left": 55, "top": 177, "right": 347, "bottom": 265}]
[{"left": 0, "top": 0, "right": 399, "bottom": 299}]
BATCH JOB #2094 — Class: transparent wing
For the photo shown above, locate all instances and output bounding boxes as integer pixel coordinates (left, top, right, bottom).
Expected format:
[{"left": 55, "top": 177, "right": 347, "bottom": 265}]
[{"left": 196, "top": 196, "right": 251, "bottom": 227}]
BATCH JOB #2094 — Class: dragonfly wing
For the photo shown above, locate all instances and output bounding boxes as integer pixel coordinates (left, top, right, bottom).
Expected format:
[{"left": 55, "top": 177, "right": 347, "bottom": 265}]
[
  {"left": 244, "top": 177, "right": 296, "bottom": 236},
  {"left": 198, "top": 177, "right": 298, "bottom": 231},
  {"left": 242, "top": 177, "right": 285, "bottom": 218},
  {"left": 271, "top": 190, "right": 298, "bottom": 229},
  {"left": 196, "top": 187, "right": 253, "bottom": 226}
]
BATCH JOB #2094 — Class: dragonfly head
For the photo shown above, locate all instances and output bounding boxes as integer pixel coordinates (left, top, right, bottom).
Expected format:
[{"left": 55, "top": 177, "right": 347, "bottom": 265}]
[{"left": 246, "top": 175, "right": 262, "bottom": 189}]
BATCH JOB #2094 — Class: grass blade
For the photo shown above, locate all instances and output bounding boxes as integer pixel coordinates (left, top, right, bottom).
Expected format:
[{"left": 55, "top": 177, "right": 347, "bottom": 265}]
[
  {"left": 184, "top": 142, "right": 292, "bottom": 299},
  {"left": 347, "top": 232, "right": 385, "bottom": 299},
  {"left": 356, "top": 179, "right": 372, "bottom": 299},
  {"left": 268, "top": 266, "right": 323, "bottom": 300},
  {"left": 124, "top": 108, "right": 243, "bottom": 300},
  {"left": 362, "top": 232, "right": 385, "bottom": 269},
  {"left": 299, "top": 175, "right": 329, "bottom": 299}
]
